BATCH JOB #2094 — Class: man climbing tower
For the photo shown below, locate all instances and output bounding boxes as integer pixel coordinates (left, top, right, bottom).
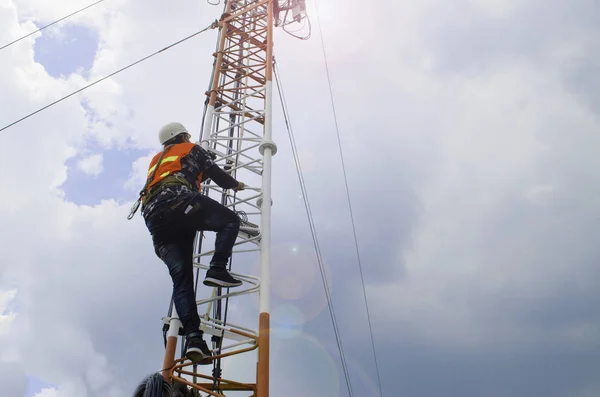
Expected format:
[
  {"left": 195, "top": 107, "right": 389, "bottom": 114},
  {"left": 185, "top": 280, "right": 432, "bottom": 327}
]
[{"left": 141, "top": 121, "right": 246, "bottom": 364}]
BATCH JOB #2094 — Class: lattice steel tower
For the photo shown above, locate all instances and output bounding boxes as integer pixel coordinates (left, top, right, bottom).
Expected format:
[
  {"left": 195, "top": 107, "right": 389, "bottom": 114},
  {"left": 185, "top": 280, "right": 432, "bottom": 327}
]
[{"left": 160, "top": 2, "right": 309, "bottom": 396}]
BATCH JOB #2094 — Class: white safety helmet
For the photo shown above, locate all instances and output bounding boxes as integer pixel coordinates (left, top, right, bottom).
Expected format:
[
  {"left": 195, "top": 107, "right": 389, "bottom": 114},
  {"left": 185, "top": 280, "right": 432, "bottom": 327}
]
[{"left": 158, "top": 122, "right": 189, "bottom": 145}]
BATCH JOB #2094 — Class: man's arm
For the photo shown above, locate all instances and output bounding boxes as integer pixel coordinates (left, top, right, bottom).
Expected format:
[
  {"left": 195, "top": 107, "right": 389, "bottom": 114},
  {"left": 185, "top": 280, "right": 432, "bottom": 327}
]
[
  {"left": 204, "top": 164, "right": 242, "bottom": 190},
  {"left": 192, "top": 145, "right": 245, "bottom": 190}
]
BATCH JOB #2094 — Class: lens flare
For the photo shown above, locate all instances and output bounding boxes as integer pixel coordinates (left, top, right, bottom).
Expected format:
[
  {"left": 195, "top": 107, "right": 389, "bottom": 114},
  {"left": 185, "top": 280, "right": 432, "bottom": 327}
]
[
  {"left": 271, "top": 331, "right": 340, "bottom": 397},
  {"left": 272, "top": 303, "right": 305, "bottom": 339}
]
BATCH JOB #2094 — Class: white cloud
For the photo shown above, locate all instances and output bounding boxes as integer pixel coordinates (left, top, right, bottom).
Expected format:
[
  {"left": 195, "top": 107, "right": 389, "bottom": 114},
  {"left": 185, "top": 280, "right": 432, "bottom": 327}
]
[
  {"left": 77, "top": 153, "right": 104, "bottom": 177},
  {"left": 0, "top": 288, "right": 16, "bottom": 311},
  {"left": 123, "top": 152, "right": 153, "bottom": 191},
  {"left": 0, "top": 288, "right": 17, "bottom": 339},
  {"left": 33, "top": 387, "right": 60, "bottom": 397}
]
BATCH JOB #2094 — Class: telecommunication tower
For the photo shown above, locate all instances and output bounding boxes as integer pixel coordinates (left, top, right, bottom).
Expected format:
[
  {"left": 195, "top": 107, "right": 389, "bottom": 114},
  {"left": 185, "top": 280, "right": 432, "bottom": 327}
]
[{"left": 158, "top": 1, "right": 309, "bottom": 396}]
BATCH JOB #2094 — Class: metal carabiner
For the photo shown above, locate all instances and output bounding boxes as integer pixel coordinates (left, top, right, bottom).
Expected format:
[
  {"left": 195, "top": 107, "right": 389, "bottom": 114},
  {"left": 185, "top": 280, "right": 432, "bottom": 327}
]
[{"left": 127, "top": 197, "right": 142, "bottom": 220}]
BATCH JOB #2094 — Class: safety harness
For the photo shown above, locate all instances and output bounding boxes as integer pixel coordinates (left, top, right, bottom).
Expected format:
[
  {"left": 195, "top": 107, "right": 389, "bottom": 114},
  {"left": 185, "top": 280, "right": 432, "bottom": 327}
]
[{"left": 127, "top": 142, "right": 214, "bottom": 220}]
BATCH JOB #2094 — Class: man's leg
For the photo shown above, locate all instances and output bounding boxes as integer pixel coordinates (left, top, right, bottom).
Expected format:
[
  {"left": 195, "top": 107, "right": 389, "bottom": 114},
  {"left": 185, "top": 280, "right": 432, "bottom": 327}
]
[
  {"left": 182, "top": 193, "right": 242, "bottom": 287},
  {"left": 156, "top": 236, "right": 212, "bottom": 364},
  {"left": 157, "top": 236, "right": 199, "bottom": 334}
]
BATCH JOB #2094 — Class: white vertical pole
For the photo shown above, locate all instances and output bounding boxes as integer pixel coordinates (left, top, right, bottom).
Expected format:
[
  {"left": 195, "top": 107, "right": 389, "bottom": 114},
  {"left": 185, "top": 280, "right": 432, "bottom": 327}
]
[
  {"left": 200, "top": 104, "right": 215, "bottom": 151},
  {"left": 162, "top": 305, "right": 182, "bottom": 381},
  {"left": 260, "top": 81, "right": 274, "bottom": 313},
  {"left": 257, "top": 3, "right": 275, "bottom": 396}
]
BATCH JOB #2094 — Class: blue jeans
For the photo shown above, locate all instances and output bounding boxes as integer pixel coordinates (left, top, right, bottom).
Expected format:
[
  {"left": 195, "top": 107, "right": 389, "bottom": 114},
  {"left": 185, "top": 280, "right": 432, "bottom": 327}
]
[{"left": 144, "top": 192, "right": 240, "bottom": 335}]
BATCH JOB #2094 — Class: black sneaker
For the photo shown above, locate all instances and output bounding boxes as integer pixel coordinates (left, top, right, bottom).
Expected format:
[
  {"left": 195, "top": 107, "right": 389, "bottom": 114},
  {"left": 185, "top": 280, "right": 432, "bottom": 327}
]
[
  {"left": 203, "top": 267, "right": 243, "bottom": 288},
  {"left": 185, "top": 334, "right": 213, "bottom": 365}
]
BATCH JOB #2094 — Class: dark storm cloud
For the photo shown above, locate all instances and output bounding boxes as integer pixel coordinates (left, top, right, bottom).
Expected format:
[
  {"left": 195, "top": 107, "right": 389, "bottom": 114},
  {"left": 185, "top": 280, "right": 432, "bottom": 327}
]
[{"left": 268, "top": 1, "right": 600, "bottom": 395}]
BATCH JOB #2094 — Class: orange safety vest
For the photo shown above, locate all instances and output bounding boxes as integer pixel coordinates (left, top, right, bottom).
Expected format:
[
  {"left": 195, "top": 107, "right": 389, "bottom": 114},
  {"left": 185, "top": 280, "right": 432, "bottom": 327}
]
[
  {"left": 145, "top": 142, "right": 204, "bottom": 191},
  {"left": 128, "top": 143, "right": 205, "bottom": 219}
]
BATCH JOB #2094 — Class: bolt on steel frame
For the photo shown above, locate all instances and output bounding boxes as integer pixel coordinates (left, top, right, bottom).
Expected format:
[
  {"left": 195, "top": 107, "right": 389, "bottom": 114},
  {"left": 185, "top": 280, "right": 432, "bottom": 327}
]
[{"left": 160, "top": 1, "right": 281, "bottom": 396}]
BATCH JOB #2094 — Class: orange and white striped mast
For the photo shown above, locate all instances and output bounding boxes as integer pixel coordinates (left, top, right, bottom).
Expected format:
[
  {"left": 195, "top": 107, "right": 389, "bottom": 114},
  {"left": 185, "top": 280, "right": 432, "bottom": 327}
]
[{"left": 160, "top": 1, "right": 308, "bottom": 397}]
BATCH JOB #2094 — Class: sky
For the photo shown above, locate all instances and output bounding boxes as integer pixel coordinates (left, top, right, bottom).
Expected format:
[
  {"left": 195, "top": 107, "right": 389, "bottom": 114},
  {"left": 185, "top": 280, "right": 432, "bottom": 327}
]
[{"left": 0, "top": 0, "right": 600, "bottom": 396}]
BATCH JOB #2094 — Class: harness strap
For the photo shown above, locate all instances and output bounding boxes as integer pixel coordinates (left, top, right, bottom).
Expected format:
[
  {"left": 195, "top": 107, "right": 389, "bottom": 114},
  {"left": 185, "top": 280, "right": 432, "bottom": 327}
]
[
  {"left": 127, "top": 145, "right": 174, "bottom": 220},
  {"left": 142, "top": 174, "right": 192, "bottom": 205}
]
